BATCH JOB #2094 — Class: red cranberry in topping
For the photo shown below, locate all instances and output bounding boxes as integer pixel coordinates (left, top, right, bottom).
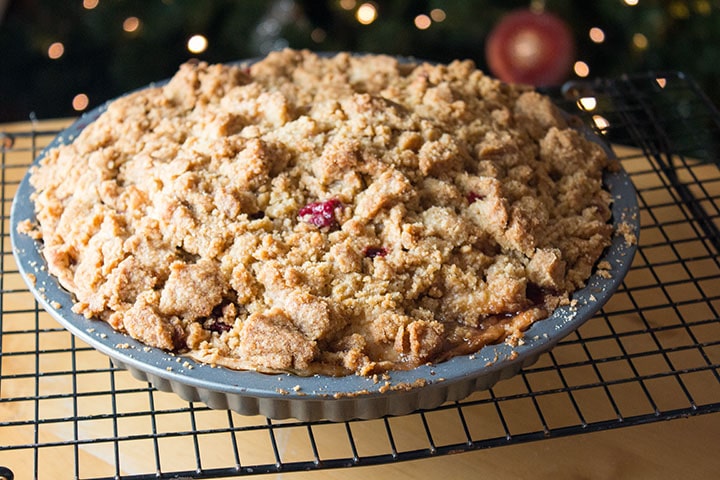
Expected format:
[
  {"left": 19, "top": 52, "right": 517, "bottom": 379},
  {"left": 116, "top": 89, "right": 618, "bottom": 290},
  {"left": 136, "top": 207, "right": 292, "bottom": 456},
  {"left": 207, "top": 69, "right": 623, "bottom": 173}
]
[
  {"left": 298, "top": 198, "right": 342, "bottom": 228},
  {"left": 363, "top": 246, "right": 388, "bottom": 258},
  {"left": 467, "top": 191, "right": 484, "bottom": 204}
]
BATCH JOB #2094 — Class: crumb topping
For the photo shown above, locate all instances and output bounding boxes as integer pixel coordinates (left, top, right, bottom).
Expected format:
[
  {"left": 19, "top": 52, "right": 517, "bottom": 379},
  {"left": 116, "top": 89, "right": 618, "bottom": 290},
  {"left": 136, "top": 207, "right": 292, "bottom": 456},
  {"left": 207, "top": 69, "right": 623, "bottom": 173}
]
[{"left": 24, "top": 50, "right": 614, "bottom": 376}]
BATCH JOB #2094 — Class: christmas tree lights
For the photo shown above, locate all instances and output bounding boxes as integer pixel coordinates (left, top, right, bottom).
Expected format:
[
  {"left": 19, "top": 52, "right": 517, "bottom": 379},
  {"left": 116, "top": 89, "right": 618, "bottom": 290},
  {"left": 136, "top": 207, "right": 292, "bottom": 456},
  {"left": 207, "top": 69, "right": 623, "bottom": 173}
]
[{"left": 0, "top": 0, "right": 718, "bottom": 122}]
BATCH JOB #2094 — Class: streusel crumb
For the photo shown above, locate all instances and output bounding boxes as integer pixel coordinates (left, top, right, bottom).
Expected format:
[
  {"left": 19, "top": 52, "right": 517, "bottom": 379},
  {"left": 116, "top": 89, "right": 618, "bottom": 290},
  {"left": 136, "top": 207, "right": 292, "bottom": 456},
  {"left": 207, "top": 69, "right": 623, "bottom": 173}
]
[{"left": 25, "top": 50, "right": 613, "bottom": 376}]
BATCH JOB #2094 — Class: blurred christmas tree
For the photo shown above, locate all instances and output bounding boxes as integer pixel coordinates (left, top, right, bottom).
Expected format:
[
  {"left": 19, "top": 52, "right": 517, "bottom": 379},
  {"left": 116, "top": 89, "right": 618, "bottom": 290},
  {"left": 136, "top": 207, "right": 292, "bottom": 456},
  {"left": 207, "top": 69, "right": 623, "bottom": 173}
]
[{"left": 1, "top": 0, "right": 719, "bottom": 122}]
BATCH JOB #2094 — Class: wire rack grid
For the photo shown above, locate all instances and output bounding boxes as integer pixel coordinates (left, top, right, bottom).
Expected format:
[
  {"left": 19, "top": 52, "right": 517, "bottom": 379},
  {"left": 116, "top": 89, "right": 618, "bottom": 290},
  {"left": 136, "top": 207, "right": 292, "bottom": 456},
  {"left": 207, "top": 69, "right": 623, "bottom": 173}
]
[{"left": 1, "top": 71, "right": 719, "bottom": 480}]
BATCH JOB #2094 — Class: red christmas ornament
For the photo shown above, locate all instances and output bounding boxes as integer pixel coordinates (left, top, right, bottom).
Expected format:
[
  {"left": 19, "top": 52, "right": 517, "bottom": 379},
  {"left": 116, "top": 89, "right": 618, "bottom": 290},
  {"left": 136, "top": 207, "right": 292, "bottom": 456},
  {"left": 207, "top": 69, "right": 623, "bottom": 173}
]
[{"left": 485, "top": 9, "right": 575, "bottom": 86}]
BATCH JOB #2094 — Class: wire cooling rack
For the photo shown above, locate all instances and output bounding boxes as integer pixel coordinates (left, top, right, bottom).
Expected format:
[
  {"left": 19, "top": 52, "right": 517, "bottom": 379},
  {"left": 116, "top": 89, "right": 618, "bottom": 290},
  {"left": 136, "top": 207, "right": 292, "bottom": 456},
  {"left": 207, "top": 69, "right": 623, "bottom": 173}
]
[{"left": 1, "top": 71, "right": 719, "bottom": 480}]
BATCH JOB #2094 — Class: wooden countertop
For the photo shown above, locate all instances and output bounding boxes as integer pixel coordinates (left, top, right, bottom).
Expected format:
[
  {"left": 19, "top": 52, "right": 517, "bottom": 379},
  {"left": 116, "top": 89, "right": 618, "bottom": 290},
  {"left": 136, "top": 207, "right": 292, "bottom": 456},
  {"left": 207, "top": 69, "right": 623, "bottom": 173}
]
[{"left": 1, "top": 118, "right": 718, "bottom": 480}]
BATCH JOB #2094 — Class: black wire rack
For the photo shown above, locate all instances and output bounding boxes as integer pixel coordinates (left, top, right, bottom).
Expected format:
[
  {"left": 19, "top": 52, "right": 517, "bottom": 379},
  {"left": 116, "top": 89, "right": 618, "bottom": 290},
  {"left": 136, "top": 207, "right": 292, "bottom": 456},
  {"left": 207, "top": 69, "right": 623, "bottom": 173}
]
[{"left": 1, "top": 71, "right": 719, "bottom": 480}]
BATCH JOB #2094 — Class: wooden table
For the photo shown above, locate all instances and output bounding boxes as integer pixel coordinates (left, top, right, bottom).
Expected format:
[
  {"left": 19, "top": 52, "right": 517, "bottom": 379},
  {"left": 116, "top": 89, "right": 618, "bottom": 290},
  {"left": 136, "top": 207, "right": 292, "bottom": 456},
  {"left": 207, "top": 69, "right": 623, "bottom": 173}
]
[{"left": 1, "top": 118, "right": 718, "bottom": 480}]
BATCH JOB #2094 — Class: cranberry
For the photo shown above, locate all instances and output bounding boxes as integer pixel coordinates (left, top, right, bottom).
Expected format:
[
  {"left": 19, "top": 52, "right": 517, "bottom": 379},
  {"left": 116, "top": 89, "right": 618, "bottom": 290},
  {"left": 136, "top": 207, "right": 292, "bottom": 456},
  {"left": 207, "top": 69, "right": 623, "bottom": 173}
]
[
  {"left": 298, "top": 198, "right": 342, "bottom": 228},
  {"left": 526, "top": 283, "right": 558, "bottom": 307},
  {"left": 207, "top": 320, "right": 232, "bottom": 333},
  {"left": 467, "top": 191, "right": 484, "bottom": 204},
  {"left": 363, "top": 246, "right": 388, "bottom": 258}
]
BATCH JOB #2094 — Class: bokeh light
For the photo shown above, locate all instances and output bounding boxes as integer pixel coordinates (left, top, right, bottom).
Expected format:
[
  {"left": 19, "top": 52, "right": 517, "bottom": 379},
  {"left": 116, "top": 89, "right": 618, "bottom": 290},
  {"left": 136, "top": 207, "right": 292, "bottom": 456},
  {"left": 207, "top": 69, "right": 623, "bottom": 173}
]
[
  {"left": 633, "top": 33, "right": 649, "bottom": 50},
  {"left": 72, "top": 93, "right": 89, "bottom": 112},
  {"left": 414, "top": 14, "right": 431, "bottom": 30},
  {"left": 187, "top": 34, "right": 209, "bottom": 54},
  {"left": 430, "top": 8, "right": 446, "bottom": 22},
  {"left": 589, "top": 27, "right": 605, "bottom": 43},
  {"left": 670, "top": 2, "right": 690, "bottom": 18},
  {"left": 122, "top": 17, "right": 140, "bottom": 33},
  {"left": 311, "top": 28, "right": 326, "bottom": 43},
  {"left": 339, "top": 0, "right": 356, "bottom": 10},
  {"left": 574, "top": 61, "right": 590, "bottom": 78},
  {"left": 577, "top": 97, "right": 597, "bottom": 111},
  {"left": 356, "top": 3, "right": 377, "bottom": 25},
  {"left": 695, "top": 0, "right": 712, "bottom": 15},
  {"left": 592, "top": 114, "right": 610, "bottom": 130},
  {"left": 47, "top": 42, "right": 64, "bottom": 60}
]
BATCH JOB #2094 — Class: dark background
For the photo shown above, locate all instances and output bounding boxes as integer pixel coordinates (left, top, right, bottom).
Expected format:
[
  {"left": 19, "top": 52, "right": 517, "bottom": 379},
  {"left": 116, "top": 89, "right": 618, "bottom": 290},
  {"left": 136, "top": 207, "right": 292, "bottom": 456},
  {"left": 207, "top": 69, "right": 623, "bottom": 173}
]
[{"left": 2, "top": 0, "right": 719, "bottom": 123}]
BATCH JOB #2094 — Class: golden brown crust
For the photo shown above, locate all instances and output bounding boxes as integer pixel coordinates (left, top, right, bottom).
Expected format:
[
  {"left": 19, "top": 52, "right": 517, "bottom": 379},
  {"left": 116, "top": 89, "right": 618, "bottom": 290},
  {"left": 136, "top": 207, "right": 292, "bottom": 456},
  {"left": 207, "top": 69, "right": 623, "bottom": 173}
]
[{"left": 25, "top": 50, "right": 614, "bottom": 376}]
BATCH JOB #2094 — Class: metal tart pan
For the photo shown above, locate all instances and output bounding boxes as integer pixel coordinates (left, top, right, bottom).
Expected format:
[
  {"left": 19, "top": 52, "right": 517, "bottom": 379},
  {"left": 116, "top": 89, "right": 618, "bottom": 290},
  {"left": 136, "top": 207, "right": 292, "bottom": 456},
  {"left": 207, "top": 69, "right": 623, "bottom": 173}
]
[{"left": 11, "top": 57, "right": 639, "bottom": 422}]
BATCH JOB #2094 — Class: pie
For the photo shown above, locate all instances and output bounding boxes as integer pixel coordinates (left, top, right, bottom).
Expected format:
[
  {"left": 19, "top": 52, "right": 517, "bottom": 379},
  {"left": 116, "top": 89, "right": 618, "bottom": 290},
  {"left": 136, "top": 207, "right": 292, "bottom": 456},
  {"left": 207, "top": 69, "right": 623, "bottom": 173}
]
[{"left": 22, "top": 50, "right": 614, "bottom": 376}]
